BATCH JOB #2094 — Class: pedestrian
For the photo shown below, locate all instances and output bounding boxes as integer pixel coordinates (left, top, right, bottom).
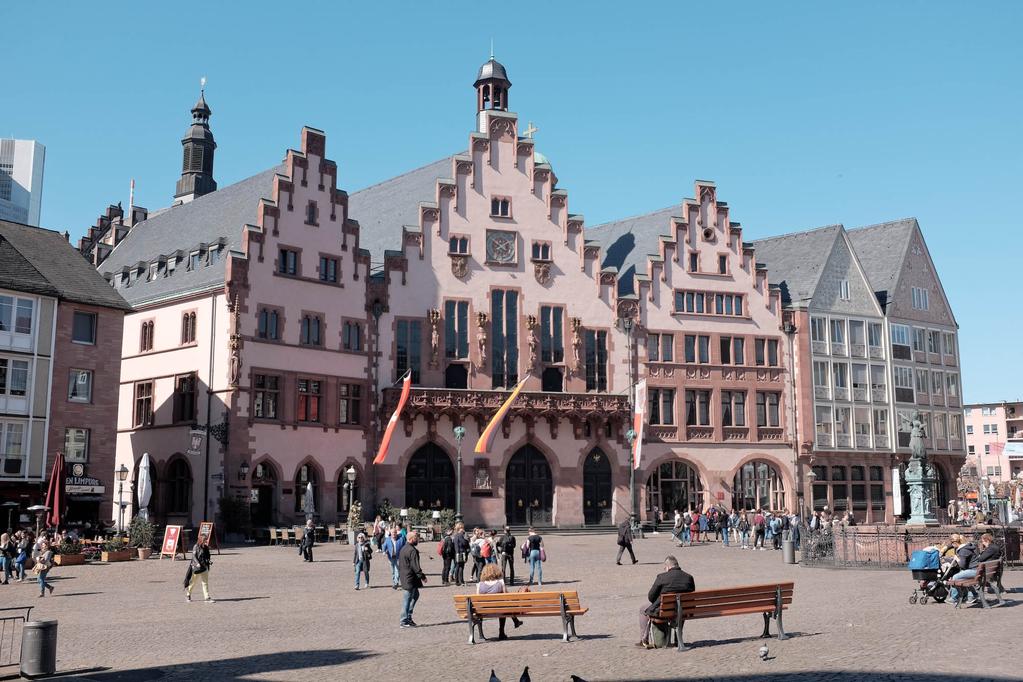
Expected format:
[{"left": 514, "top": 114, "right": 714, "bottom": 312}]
[
  {"left": 453, "top": 522, "right": 470, "bottom": 586},
  {"left": 353, "top": 531, "right": 372, "bottom": 590},
  {"left": 483, "top": 529, "right": 497, "bottom": 564},
  {"left": 690, "top": 509, "right": 701, "bottom": 544},
  {"left": 382, "top": 526, "right": 406, "bottom": 590},
  {"left": 616, "top": 515, "right": 638, "bottom": 565},
  {"left": 185, "top": 536, "right": 214, "bottom": 602},
  {"left": 636, "top": 555, "right": 695, "bottom": 649},
  {"left": 14, "top": 531, "right": 30, "bottom": 582},
  {"left": 372, "top": 515, "right": 386, "bottom": 552},
  {"left": 398, "top": 530, "right": 426, "bottom": 627},
  {"left": 729, "top": 510, "right": 740, "bottom": 545},
  {"left": 470, "top": 528, "right": 486, "bottom": 582},
  {"left": 300, "top": 519, "right": 315, "bottom": 562},
  {"left": 753, "top": 509, "right": 766, "bottom": 550},
  {"left": 33, "top": 538, "right": 55, "bottom": 598},
  {"left": 0, "top": 532, "right": 14, "bottom": 584},
  {"left": 497, "top": 526, "right": 516, "bottom": 585},
  {"left": 681, "top": 510, "right": 692, "bottom": 546},
  {"left": 738, "top": 510, "right": 751, "bottom": 549},
  {"left": 770, "top": 513, "right": 783, "bottom": 550},
  {"left": 719, "top": 508, "right": 730, "bottom": 547},
  {"left": 652, "top": 506, "right": 660, "bottom": 534},
  {"left": 671, "top": 509, "right": 682, "bottom": 545},
  {"left": 475, "top": 563, "right": 524, "bottom": 640},
  {"left": 698, "top": 508, "right": 709, "bottom": 542},
  {"left": 524, "top": 527, "right": 544, "bottom": 586}
]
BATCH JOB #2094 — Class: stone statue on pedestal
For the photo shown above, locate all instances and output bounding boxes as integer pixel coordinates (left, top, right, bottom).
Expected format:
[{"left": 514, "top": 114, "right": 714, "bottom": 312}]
[{"left": 901, "top": 411, "right": 939, "bottom": 526}]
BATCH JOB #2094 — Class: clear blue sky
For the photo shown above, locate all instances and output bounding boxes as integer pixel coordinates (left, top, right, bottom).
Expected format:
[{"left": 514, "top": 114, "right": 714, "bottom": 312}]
[{"left": 5, "top": 2, "right": 1020, "bottom": 402}]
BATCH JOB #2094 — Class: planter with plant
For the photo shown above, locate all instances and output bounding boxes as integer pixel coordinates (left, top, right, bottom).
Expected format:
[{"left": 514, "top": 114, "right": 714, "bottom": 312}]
[
  {"left": 129, "top": 515, "right": 156, "bottom": 560},
  {"left": 101, "top": 537, "right": 133, "bottom": 562},
  {"left": 53, "top": 539, "right": 85, "bottom": 566}
]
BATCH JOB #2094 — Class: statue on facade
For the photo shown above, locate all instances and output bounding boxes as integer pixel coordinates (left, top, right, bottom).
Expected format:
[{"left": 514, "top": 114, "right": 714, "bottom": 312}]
[
  {"left": 526, "top": 315, "right": 538, "bottom": 369},
  {"left": 571, "top": 318, "right": 583, "bottom": 373},
  {"left": 475, "top": 312, "right": 488, "bottom": 370},
  {"left": 428, "top": 308, "right": 441, "bottom": 369}
]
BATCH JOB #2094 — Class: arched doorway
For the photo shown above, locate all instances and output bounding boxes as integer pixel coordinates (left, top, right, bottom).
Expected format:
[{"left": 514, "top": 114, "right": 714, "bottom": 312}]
[
  {"left": 506, "top": 445, "right": 553, "bottom": 525},
  {"left": 732, "top": 460, "right": 784, "bottom": 511},
  {"left": 582, "top": 449, "right": 612, "bottom": 525},
  {"left": 250, "top": 461, "right": 278, "bottom": 527},
  {"left": 405, "top": 443, "right": 455, "bottom": 509},
  {"left": 646, "top": 460, "right": 703, "bottom": 514}
]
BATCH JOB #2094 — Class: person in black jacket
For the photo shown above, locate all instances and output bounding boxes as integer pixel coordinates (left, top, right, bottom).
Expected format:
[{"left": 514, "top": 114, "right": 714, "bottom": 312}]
[
  {"left": 616, "top": 515, "right": 638, "bottom": 565},
  {"left": 452, "top": 523, "right": 470, "bottom": 586},
  {"left": 185, "top": 537, "right": 215, "bottom": 603},
  {"left": 440, "top": 528, "right": 455, "bottom": 586},
  {"left": 637, "top": 555, "right": 695, "bottom": 648},
  {"left": 300, "top": 519, "right": 315, "bottom": 562},
  {"left": 398, "top": 530, "right": 427, "bottom": 627},
  {"left": 498, "top": 526, "right": 517, "bottom": 585}
]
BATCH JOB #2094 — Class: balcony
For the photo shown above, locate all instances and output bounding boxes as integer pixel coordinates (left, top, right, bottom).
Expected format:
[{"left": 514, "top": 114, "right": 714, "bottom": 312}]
[
  {"left": 871, "top": 388, "right": 887, "bottom": 402},
  {"left": 874, "top": 434, "right": 889, "bottom": 448},
  {"left": 811, "top": 340, "right": 828, "bottom": 355},
  {"left": 852, "top": 387, "right": 868, "bottom": 402},
  {"left": 648, "top": 425, "right": 680, "bottom": 441},
  {"left": 835, "top": 433, "right": 852, "bottom": 448},
  {"left": 758, "top": 427, "right": 784, "bottom": 441},
  {"left": 816, "top": 432, "right": 833, "bottom": 448},
  {"left": 832, "top": 342, "right": 847, "bottom": 356},
  {"left": 834, "top": 387, "right": 850, "bottom": 401},
  {"left": 814, "top": 386, "right": 830, "bottom": 400},
  {"left": 723, "top": 426, "right": 750, "bottom": 441},
  {"left": 869, "top": 345, "right": 884, "bottom": 360},
  {"left": 855, "top": 433, "right": 871, "bottom": 448},
  {"left": 850, "top": 343, "right": 866, "bottom": 358}
]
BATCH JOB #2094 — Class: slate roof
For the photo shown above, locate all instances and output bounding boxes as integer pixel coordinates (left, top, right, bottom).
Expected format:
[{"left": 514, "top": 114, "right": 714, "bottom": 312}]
[
  {"left": 750, "top": 225, "right": 844, "bottom": 307},
  {"left": 846, "top": 218, "right": 917, "bottom": 299},
  {"left": 98, "top": 166, "right": 282, "bottom": 306},
  {"left": 586, "top": 206, "right": 681, "bottom": 295},
  {"left": 0, "top": 219, "right": 129, "bottom": 309}
]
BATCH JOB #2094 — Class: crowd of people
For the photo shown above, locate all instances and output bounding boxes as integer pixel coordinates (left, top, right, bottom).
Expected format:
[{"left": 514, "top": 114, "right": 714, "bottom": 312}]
[
  {"left": 0, "top": 528, "right": 58, "bottom": 596},
  {"left": 929, "top": 531, "right": 1002, "bottom": 606},
  {"left": 662, "top": 506, "right": 807, "bottom": 551}
]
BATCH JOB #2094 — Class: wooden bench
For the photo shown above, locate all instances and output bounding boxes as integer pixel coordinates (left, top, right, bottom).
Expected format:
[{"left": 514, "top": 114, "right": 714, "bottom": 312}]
[
  {"left": 453, "top": 591, "right": 588, "bottom": 644},
  {"left": 649, "top": 582, "right": 794, "bottom": 651},
  {"left": 948, "top": 559, "right": 1004, "bottom": 609}
]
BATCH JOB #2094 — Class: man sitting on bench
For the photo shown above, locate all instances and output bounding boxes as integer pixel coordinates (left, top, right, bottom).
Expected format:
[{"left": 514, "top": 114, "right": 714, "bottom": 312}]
[
  {"left": 950, "top": 533, "right": 1000, "bottom": 606},
  {"left": 637, "top": 555, "right": 695, "bottom": 649}
]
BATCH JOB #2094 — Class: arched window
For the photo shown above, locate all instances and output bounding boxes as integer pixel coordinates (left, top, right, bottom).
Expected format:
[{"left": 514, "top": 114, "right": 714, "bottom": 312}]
[
  {"left": 166, "top": 458, "right": 192, "bottom": 514},
  {"left": 646, "top": 460, "right": 703, "bottom": 513},
  {"left": 732, "top": 460, "right": 784, "bottom": 511},
  {"left": 295, "top": 464, "right": 319, "bottom": 513}
]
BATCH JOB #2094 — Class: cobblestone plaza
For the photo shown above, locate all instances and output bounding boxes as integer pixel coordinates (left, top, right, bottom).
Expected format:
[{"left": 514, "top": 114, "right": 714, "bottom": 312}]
[{"left": 8, "top": 533, "right": 1019, "bottom": 681}]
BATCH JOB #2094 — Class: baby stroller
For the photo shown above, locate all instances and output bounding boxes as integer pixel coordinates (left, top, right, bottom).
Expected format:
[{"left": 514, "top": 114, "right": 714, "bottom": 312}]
[{"left": 908, "top": 548, "right": 954, "bottom": 604}]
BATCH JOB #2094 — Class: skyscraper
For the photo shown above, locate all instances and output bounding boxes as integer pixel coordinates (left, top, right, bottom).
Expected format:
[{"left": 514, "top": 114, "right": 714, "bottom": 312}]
[{"left": 0, "top": 139, "right": 45, "bottom": 226}]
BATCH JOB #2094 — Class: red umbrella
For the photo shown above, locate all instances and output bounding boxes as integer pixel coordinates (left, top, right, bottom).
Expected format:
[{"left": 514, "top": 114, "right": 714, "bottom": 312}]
[{"left": 44, "top": 451, "right": 66, "bottom": 529}]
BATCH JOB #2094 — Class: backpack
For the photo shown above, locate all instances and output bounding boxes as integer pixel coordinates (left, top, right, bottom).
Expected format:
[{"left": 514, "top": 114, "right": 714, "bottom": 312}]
[
  {"left": 481, "top": 541, "right": 492, "bottom": 558},
  {"left": 471, "top": 541, "right": 482, "bottom": 559},
  {"left": 437, "top": 540, "right": 444, "bottom": 556}
]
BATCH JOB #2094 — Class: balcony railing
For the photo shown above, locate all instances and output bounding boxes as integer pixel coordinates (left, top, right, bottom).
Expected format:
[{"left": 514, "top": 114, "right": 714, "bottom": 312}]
[
  {"left": 871, "top": 388, "right": 887, "bottom": 402},
  {"left": 723, "top": 426, "right": 750, "bottom": 441},
  {"left": 835, "top": 433, "right": 852, "bottom": 448},
  {"left": 852, "top": 387, "right": 868, "bottom": 402},
  {"left": 686, "top": 425, "right": 715, "bottom": 440},
  {"left": 814, "top": 386, "right": 830, "bottom": 400},
  {"left": 855, "top": 433, "right": 871, "bottom": 448},
  {"left": 758, "top": 427, "right": 784, "bottom": 441},
  {"left": 811, "top": 340, "right": 828, "bottom": 355},
  {"left": 869, "top": 346, "right": 884, "bottom": 359},
  {"left": 850, "top": 343, "right": 866, "bottom": 358},
  {"left": 834, "top": 387, "right": 850, "bottom": 401},
  {"left": 832, "top": 343, "right": 847, "bottom": 356},
  {"left": 874, "top": 434, "right": 889, "bottom": 448},
  {"left": 816, "top": 432, "right": 833, "bottom": 448}
]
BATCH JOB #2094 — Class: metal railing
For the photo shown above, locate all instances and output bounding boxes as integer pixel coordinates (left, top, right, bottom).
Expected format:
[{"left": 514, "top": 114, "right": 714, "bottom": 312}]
[
  {"left": 801, "top": 527, "right": 1022, "bottom": 570},
  {"left": 0, "top": 606, "right": 32, "bottom": 674}
]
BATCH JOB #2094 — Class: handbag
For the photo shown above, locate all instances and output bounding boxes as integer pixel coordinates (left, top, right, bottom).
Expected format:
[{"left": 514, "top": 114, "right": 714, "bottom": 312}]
[
  {"left": 540, "top": 548, "right": 547, "bottom": 562},
  {"left": 456, "top": 551, "right": 466, "bottom": 564}
]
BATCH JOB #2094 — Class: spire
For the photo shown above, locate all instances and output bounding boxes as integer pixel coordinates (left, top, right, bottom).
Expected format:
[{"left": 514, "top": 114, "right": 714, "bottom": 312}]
[
  {"left": 175, "top": 77, "right": 217, "bottom": 203},
  {"left": 474, "top": 55, "right": 511, "bottom": 114}
]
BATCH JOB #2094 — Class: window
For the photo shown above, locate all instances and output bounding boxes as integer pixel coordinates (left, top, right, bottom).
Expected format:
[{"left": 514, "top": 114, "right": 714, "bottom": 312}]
[
  {"left": 930, "top": 370, "right": 943, "bottom": 396},
  {"left": 721, "top": 390, "right": 746, "bottom": 427},
  {"left": 306, "top": 201, "right": 318, "bottom": 225},
  {"left": 732, "top": 337, "right": 745, "bottom": 365},
  {"left": 756, "top": 392, "right": 780, "bottom": 427},
  {"left": 810, "top": 317, "right": 827, "bottom": 345},
  {"left": 319, "top": 256, "right": 338, "bottom": 283},
  {"left": 173, "top": 373, "right": 197, "bottom": 423},
  {"left": 894, "top": 366, "right": 914, "bottom": 402},
  {"left": 490, "top": 290, "right": 518, "bottom": 389},
  {"left": 911, "top": 286, "right": 929, "bottom": 310},
  {"left": 684, "top": 335, "right": 696, "bottom": 363},
  {"left": 854, "top": 408, "right": 871, "bottom": 437},
  {"left": 531, "top": 242, "right": 551, "bottom": 261},
  {"left": 688, "top": 252, "right": 699, "bottom": 273},
  {"left": 718, "top": 255, "right": 728, "bottom": 275},
  {"left": 397, "top": 319, "right": 423, "bottom": 384},
  {"left": 139, "top": 320, "right": 154, "bottom": 352},
  {"left": 926, "top": 330, "right": 940, "bottom": 355},
  {"left": 584, "top": 329, "right": 608, "bottom": 392},
  {"left": 942, "top": 332, "right": 956, "bottom": 356},
  {"left": 300, "top": 315, "right": 322, "bottom": 346},
  {"left": 713, "top": 293, "right": 744, "bottom": 316},
  {"left": 868, "top": 323, "right": 883, "bottom": 348},
  {"left": 982, "top": 423, "right": 990, "bottom": 434},
  {"left": 816, "top": 406, "right": 833, "bottom": 440},
  {"left": 134, "top": 381, "right": 153, "bottom": 427},
  {"left": 984, "top": 444, "right": 990, "bottom": 455},
  {"left": 849, "top": 320, "right": 865, "bottom": 347},
  {"left": 990, "top": 423, "right": 998, "bottom": 435},
  {"left": 253, "top": 374, "right": 280, "bottom": 419},
  {"left": 870, "top": 365, "right": 886, "bottom": 394},
  {"left": 913, "top": 327, "right": 926, "bottom": 352},
  {"left": 915, "top": 369, "right": 928, "bottom": 394},
  {"left": 1, "top": 422, "right": 25, "bottom": 475},
  {"left": 767, "top": 339, "right": 779, "bottom": 366},
  {"left": 840, "top": 280, "right": 851, "bottom": 301},
  {"left": 257, "top": 308, "right": 280, "bottom": 340},
  {"left": 946, "top": 373, "right": 959, "bottom": 398},
  {"left": 834, "top": 407, "right": 851, "bottom": 437},
  {"left": 0, "top": 358, "right": 29, "bottom": 397},
  {"left": 342, "top": 321, "right": 363, "bottom": 352},
  {"left": 968, "top": 445, "right": 975, "bottom": 455},
  {"left": 813, "top": 361, "right": 829, "bottom": 389},
  {"left": 852, "top": 363, "right": 868, "bottom": 393},
  {"left": 449, "top": 236, "right": 469, "bottom": 254},
  {"left": 339, "top": 384, "right": 362, "bottom": 425},
  {"left": 755, "top": 339, "right": 779, "bottom": 366},
  {"left": 190, "top": 251, "right": 203, "bottom": 271},
  {"left": 966, "top": 424, "right": 973, "bottom": 435},
  {"left": 648, "top": 388, "right": 675, "bottom": 425},
  {"left": 278, "top": 248, "right": 299, "bottom": 275},
  {"left": 719, "top": 336, "right": 732, "bottom": 365},
  {"left": 490, "top": 197, "right": 511, "bottom": 217},
  {"left": 873, "top": 409, "right": 889, "bottom": 437},
  {"left": 64, "top": 428, "right": 89, "bottom": 463},
  {"left": 71, "top": 311, "right": 96, "bottom": 344},
  {"left": 297, "top": 379, "right": 322, "bottom": 422},
  {"left": 68, "top": 369, "right": 92, "bottom": 403},
  {"left": 830, "top": 319, "right": 845, "bottom": 345},
  {"left": 698, "top": 335, "right": 710, "bottom": 364},
  {"left": 294, "top": 464, "right": 317, "bottom": 513},
  {"left": 981, "top": 406, "right": 995, "bottom": 416},
  {"left": 181, "top": 312, "right": 196, "bottom": 345},
  {"left": 685, "top": 390, "right": 711, "bottom": 426},
  {"left": 539, "top": 306, "right": 564, "bottom": 364},
  {"left": 890, "top": 324, "right": 911, "bottom": 347},
  {"left": 833, "top": 362, "right": 849, "bottom": 389}
]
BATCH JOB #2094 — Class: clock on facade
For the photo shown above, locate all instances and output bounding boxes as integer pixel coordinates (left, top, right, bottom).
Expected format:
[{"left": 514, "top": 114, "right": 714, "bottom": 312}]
[{"left": 486, "top": 230, "right": 517, "bottom": 264}]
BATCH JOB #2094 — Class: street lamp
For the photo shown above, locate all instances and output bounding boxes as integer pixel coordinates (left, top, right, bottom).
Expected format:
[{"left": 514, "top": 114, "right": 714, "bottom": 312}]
[
  {"left": 238, "top": 460, "right": 250, "bottom": 481},
  {"left": 116, "top": 464, "right": 130, "bottom": 533},
  {"left": 453, "top": 426, "right": 466, "bottom": 523},
  {"left": 625, "top": 429, "right": 637, "bottom": 527},
  {"left": 345, "top": 466, "right": 357, "bottom": 511},
  {"left": 1, "top": 501, "right": 18, "bottom": 532},
  {"left": 621, "top": 316, "right": 636, "bottom": 528}
]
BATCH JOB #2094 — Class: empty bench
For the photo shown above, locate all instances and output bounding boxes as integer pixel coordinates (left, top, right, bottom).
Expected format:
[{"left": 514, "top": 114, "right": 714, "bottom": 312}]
[
  {"left": 649, "top": 582, "right": 794, "bottom": 651},
  {"left": 948, "top": 559, "right": 1004, "bottom": 609},
  {"left": 453, "top": 591, "right": 588, "bottom": 644}
]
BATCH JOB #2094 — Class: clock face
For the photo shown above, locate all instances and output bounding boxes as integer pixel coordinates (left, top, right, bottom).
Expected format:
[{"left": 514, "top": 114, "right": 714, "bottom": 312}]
[{"left": 486, "top": 230, "right": 517, "bottom": 264}]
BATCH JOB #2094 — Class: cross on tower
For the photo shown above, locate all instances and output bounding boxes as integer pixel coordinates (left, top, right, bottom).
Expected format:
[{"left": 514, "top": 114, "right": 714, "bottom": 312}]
[{"left": 523, "top": 121, "right": 538, "bottom": 139}]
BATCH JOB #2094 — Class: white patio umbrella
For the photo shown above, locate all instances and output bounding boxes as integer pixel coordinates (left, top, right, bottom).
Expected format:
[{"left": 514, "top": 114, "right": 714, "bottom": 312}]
[
  {"left": 303, "top": 481, "right": 316, "bottom": 520},
  {"left": 137, "top": 453, "right": 153, "bottom": 521}
]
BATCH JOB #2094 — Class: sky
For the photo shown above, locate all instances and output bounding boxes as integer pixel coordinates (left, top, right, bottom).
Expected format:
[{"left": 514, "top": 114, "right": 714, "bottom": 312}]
[{"left": 4, "top": 1, "right": 1020, "bottom": 403}]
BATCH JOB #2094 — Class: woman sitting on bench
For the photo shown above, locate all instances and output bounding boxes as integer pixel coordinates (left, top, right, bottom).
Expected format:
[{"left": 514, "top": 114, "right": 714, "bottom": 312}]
[{"left": 477, "top": 564, "right": 523, "bottom": 640}]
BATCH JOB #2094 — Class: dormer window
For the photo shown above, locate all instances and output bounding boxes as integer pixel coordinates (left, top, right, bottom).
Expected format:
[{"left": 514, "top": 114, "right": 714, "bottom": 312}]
[
  {"left": 531, "top": 241, "right": 551, "bottom": 261},
  {"left": 449, "top": 236, "right": 469, "bottom": 255},
  {"left": 167, "top": 257, "right": 177, "bottom": 273},
  {"left": 490, "top": 197, "right": 511, "bottom": 218},
  {"left": 148, "top": 263, "right": 159, "bottom": 281},
  {"left": 190, "top": 251, "right": 203, "bottom": 271},
  {"left": 306, "top": 201, "right": 319, "bottom": 226},
  {"left": 209, "top": 245, "right": 221, "bottom": 263}
]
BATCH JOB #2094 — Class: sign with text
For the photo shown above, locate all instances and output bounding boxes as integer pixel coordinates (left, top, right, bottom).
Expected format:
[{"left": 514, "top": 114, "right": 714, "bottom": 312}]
[
  {"left": 186, "top": 429, "right": 205, "bottom": 457},
  {"left": 65, "top": 472, "right": 105, "bottom": 495},
  {"left": 197, "top": 521, "right": 220, "bottom": 554},
  {"left": 160, "top": 524, "right": 184, "bottom": 560}
]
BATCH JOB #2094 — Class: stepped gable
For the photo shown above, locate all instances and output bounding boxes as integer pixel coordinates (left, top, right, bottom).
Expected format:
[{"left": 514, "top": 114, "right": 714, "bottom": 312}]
[
  {"left": 0, "top": 218, "right": 129, "bottom": 309},
  {"left": 97, "top": 166, "right": 282, "bottom": 306},
  {"left": 750, "top": 224, "right": 844, "bottom": 307},
  {"left": 846, "top": 218, "right": 917, "bottom": 302},
  {"left": 586, "top": 205, "right": 679, "bottom": 296}
]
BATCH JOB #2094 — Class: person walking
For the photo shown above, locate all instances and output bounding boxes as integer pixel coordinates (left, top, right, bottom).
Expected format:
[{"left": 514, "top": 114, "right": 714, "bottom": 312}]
[
  {"left": 616, "top": 515, "right": 638, "bottom": 565},
  {"left": 470, "top": 528, "right": 486, "bottom": 583},
  {"left": 453, "top": 522, "right": 470, "bottom": 586},
  {"left": 690, "top": 509, "right": 701, "bottom": 544},
  {"left": 671, "top": 509, "right": 682, "bottom": 545},
  {"left": 525, "top": 528, "right": 544, "bottom": 587},
  {"left": 753, "top": 509, "right": 766, "bottom": 550},
  {"left": 300, "top": 519, "right": 315, "bottom": 562},
  {"left": 33, "top": 538, "right": 55, "bottom": 597},
  {"left": 372, "top": 515, "right": 386, "bottom": 553},
  {"left": 185, "top": 536, "right": 214, "bottom": 602},
  {"left": 738, "top": 511, "right": 751, "bottom": 549},
  {"left": 353, "top": 531, "right": 372, "bottom": 590},
  {"left": 698, "top": 509, "right": 709, "bottom": 543},
  {"left": 440, "top": 528, "right": 456, "bottom": 586},
  {"left": 398, "top": 530, "right": 426, "bottom": 627},
  {"left": 382, "top": 526, "right": 406, "bottom": 590},
  {"left": 498, "top": 526, "right": 517, "bottom": 585},
  {"left": 14, "top": 532, "right": 30, "bottom": 582},
  {"left": 719, "top": 508, "right": 730, "bottom": 547},
  {"left": 475, "top": 564, "right": 524, "bottom": 640},
  {"left": 0, "top": 532, "right": 14, "bottom": 584}
]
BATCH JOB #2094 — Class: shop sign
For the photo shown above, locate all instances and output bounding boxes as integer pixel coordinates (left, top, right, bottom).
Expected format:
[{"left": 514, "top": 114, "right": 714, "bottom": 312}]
[{"left": 65, "top": 466, "right": 105, "bottom": 495}]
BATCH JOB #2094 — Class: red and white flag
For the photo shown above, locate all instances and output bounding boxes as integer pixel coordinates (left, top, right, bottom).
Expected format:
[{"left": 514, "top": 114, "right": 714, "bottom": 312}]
[
  {"left": 373, "top": 371, "right": 412, "bottom": 465},
  {"left": 632, "top": 379, "right": 647, "bottom": 469}
]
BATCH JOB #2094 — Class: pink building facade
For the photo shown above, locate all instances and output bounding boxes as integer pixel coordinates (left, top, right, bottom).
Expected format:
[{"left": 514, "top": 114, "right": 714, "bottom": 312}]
[{"left": 964, "top": 402, "right": 1023, "bottom": 482}]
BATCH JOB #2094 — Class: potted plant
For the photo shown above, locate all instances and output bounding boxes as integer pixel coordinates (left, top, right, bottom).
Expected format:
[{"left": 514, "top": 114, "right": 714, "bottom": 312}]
[
  {"left": 53, "top": 538, "right": 85, "bottom": 566},
  {"left": 101, "top": 536, "right": 133, "bottom": 562},
  {"left": 346, "top": 501, "right": 363, "bottom": 545},
  {"left": 129, "top": 515, "right": 156, "bottom": 560}
]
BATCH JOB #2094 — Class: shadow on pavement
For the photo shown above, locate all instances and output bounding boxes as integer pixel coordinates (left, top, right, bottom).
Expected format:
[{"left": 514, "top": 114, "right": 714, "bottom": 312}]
[
  {"left": 64, "top": 648, "right": 378, "bottom": 681},
  {"left": 621, "top": 673, "right": 1017, "bottom": 682},
  {"left": 211, "top": 596, "right": 269, "bottom": 603}
]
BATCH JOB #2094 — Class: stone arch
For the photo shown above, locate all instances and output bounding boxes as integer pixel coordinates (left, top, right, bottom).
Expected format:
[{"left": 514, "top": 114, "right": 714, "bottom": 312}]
[
  {"left": 334, "top": 458, "right": 365, "bottom": 515},
  {"left": 505, "top": 443, "right": 554, "bottom": 526},
  {"left": 582, "top": 447, "right": 614, "bottom": 525},
  {"left": 730, "top": 452, "right": 795, "bottom": 511},
  {"left": 163, "top": 454, "right": 193, "bottom": 518},
  {"left": 250, "top": 456, "right": 281, "bottom": 527},
  {"left": 293, "top": 458, "right": 325, "bottom": 517},
  {"left": 731, "top": 458, "right": 787, "bottom": 512},
  {"left": 404, "top": 442, "right": 456, "bottom": 510},
  {"left": 642, "top": 453, "right": 707, "bottom": 515}
]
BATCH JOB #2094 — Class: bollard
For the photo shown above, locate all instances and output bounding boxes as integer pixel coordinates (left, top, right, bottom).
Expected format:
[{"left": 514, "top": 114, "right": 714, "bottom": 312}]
[
  {"left": 20, "top": 620, "right": 58, "bottom": 679},
  {"left": 782, "top": 538, "right": 796, "bottom": 564}
]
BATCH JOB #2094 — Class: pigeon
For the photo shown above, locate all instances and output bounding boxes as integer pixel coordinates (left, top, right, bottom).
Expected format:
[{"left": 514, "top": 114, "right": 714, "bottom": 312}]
[
  {"left": 759, "top": 644, "right": 770, "bottom": 660},
  {"left": 488, "top": 669, "right": 500, "bottom": 682},
  {"left": 519, "top": 666, "right": 530, "bottom": 682}
]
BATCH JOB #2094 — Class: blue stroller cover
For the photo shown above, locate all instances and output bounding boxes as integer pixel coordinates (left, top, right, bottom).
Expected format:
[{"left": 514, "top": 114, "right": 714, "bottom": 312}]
[{"left": 908, "top": 548, "right": 940, "bottom": 571}]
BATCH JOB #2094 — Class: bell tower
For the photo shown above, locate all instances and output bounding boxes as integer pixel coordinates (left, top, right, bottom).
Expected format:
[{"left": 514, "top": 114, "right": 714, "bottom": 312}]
[
  {"left": 473, "top": 55, "right": 511, "bottom": 133},
  {"left": 174, "top": 79, "right": 218, "bottom": 204}
]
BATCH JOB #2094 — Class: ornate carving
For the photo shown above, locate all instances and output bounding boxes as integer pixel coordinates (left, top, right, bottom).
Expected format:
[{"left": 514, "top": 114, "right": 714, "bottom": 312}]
[
  {"left": 489, "top": 118, "right": 515, "bottom": 140},
  {"left": 616, "top": 298, "right": 639, "bottom": 322},
  {"left": 439, "top": 183, "right": 456, "bottom": 198},
  {"left": 451, "top": 254, "right": 469, "bottom": 279},
  {"left": 421, "top": 207, "right": 439, "bottom": 223},
  {"left": 526, "top": 315, "right": 538, "bottom": 369},
  {"left": 571, "top": 318, "right": 583, "bottom": 373},
  {"left": 599, "top": 272, "right": 616, "bottom": 286},
  {"left": 427, "top": 308, "right": 441, "bottom": 369},
  {"left": 228, "top": 295, "right": 242, "bottom": 387},
  {"left": 404, "top": 231, "right": 422, "bottom": 247},
  {"left": 534, "top": 261, "right": 552, "bottom": 285},
  {"left": 476, "top": 312, "right": 489, "bottom": 370}
]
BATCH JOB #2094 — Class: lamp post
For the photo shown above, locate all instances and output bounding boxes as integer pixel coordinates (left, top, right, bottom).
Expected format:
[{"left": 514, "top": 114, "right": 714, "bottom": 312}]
[
  {"left": 621, "top": 316, "right": 636, "bottom": 527},
  {"left": 453, "top": 426, "right": 466, "bottom": 523},
  {"left": 238, "top": 460, "right": 250, "bottom": 481},
  {"left": 346, "top": 466, "right": 357, "bottom": 511},
  {"left": 625, "top": 428, "right": 637, "bottom": 527},
  {"left": 1, "top": 501, "right": 17, "bottom": 532},
  {"left": 116, "top": 464, "right": 129, "bottom": 533}
]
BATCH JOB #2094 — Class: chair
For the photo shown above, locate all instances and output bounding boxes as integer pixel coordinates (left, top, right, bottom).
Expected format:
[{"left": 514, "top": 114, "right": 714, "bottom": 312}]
[
  {"left": 294, "top": 527, "right": 305, "bottom": 545},
  {"left": 280, "top": 528, "right": 292, "bottom": 546},
  {"left": 268, "top": 528, "right": 278, "bottom": 546},
  {"left": 328, "top": 526, "right": 337, "bottom": 543}
]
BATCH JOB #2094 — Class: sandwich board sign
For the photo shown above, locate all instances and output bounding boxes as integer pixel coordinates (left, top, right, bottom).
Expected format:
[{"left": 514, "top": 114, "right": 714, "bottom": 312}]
[{"left": 160, "top": 524, "right": 185, "bottom": 560}]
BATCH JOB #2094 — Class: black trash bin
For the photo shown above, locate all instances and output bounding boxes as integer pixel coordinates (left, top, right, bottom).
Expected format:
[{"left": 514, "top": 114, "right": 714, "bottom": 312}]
[{"left": 20, "top": 620, "right": 57, "bottom": 679}]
